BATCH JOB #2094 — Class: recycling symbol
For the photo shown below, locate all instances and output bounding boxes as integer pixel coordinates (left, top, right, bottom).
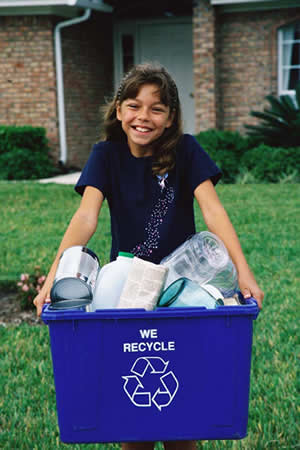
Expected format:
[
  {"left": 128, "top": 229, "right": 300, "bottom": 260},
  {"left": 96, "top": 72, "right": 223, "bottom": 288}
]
[{"left": 122, "top": 357, "right": 179, "bottom": 411}]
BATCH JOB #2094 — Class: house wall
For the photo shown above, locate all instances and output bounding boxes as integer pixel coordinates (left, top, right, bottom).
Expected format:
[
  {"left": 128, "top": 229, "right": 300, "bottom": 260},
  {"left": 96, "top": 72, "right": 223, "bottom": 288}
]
[
  {"left": 194, "top": 0, "right": 300, "bottom": 133},
  {"left": 61, "top": 13, "right": 114, "bottom": 168},
  {"left": 0, "top": 13, "right": 114, "bottom": 170},
  {"left": 193, "top": 0, "right": 218, "bottom": 131},
  {"left": 0, "top": 15, "right": 59, "bottom": 160},
  {"left": 217, "top": 7, "right": 300, "bottom": 132}
]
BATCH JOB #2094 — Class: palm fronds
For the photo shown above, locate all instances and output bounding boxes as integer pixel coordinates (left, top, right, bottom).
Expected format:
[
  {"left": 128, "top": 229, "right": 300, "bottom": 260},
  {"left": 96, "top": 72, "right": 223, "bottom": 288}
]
[{"left": 245, "top": 82, "right": 300, "bottom": 147}]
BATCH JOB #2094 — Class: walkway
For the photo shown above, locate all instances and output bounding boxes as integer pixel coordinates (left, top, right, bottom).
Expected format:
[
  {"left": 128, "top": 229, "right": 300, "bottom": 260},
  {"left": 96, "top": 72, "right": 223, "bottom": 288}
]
[{"left": 39, "top": 172, "right": 81, "bottom": 185}]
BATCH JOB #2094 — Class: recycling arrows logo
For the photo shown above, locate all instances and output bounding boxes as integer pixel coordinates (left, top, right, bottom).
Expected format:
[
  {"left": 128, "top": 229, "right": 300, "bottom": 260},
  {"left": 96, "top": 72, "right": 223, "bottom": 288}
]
[{"left": 122, "top": 357, "right": 179, "bottom": 411}]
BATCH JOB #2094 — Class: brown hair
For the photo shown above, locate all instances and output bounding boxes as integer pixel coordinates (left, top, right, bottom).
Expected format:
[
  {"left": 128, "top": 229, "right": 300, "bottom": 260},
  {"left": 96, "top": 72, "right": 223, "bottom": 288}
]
[{"left": 102, "top": 62, "right": 183, "bottom": 175}]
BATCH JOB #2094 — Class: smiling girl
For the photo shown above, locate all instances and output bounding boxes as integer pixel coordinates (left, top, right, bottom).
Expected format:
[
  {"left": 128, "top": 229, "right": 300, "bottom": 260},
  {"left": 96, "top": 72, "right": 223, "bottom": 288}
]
[
  {"left": 116, "top": 83, "right": 174, "bottom": 157},
  {"left": 34, "top": 62, "right": 263, "bottom": 450}
]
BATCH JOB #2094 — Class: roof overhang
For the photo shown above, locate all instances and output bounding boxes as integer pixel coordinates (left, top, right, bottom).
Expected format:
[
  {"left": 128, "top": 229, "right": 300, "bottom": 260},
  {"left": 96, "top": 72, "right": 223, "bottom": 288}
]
[
  {"left": 0, "top": 0, "right": 113, "bottom": 17},
  {"left": 210, "top": 0, "right": 300, "bottom": 13}
]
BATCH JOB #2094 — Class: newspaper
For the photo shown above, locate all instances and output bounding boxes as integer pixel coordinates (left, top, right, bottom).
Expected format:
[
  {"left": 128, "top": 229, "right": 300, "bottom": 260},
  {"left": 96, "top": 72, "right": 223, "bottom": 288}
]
[{"left": 117, "top": 257, "right": 168, "bottom": 311}]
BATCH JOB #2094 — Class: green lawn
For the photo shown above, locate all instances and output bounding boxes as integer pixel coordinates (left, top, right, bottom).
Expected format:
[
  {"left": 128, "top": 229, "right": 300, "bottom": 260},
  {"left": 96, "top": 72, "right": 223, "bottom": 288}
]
[{"left": 0, "top": 182, "right": 299, "bottom": 449}]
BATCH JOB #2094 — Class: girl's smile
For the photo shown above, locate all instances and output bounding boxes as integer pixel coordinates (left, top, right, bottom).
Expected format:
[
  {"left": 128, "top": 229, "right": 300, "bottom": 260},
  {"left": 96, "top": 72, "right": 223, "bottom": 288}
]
[{"left": 116, "top": 83, "right": 173, "bottom": 157}]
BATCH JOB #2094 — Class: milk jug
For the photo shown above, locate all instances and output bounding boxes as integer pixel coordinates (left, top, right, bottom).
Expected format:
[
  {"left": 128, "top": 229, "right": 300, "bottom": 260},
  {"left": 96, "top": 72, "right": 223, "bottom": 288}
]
[{"left": 91, "top": 252, "right": 134, "bottom": 310}]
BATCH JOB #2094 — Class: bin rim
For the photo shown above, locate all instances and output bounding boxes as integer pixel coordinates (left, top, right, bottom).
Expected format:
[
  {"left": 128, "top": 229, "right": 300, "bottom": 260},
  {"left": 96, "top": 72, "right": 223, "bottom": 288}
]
[{"left": 41, "top": 297, "right": 259, "bottom": 324}]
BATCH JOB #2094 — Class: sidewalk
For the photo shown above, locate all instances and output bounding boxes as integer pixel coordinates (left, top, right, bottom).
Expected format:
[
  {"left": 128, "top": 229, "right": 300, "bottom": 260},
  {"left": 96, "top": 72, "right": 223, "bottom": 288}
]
[{"left": 39, "top": 172, "right": 81, "bottom": 185}]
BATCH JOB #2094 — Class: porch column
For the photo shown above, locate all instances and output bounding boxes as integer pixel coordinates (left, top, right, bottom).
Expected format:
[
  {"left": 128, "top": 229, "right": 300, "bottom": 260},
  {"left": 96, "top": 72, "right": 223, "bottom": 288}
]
[{"left": 193, "top": 0, "right": 218, "bottom": 132}]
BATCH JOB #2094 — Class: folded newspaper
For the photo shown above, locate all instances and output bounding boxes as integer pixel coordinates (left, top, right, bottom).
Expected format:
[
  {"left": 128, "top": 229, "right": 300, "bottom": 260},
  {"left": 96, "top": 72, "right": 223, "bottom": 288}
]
[{"left": 117, "top": 257, "right": 168, "bottom": 311}]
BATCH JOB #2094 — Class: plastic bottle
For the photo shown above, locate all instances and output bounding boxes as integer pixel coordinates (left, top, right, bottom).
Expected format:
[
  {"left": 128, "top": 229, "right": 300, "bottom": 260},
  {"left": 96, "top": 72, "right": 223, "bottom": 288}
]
[
  {"left": 160, "top": 231, "right": 238, "bottom": 297},
  {"left": 91, "top": 252, "right": 134, "bottom": 310},
  {"left": 157, "top": 278, "right": 224, "bottom": 309}
]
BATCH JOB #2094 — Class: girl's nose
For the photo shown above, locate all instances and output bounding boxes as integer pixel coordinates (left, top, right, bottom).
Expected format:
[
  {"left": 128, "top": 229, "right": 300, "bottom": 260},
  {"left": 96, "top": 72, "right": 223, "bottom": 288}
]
[{"left": 137, "top": 107, "right": 150, "bottom": 121}]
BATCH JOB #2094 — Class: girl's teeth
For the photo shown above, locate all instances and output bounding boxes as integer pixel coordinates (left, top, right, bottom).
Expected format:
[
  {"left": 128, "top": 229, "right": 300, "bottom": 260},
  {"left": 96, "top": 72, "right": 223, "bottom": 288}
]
[{"left": 136, "top": 127, "right": 149, "bottom": 132}]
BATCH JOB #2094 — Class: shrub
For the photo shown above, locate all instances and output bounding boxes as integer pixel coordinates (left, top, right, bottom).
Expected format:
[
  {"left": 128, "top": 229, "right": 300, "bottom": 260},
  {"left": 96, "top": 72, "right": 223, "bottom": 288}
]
[
  {"left": 0, "top": 125, "right": 49, "bottom": 154},
  {"left": 245, "top": 83, "right": 300, "bottom": 147},
  {"left": 240, "top": 145, "right": 300, "bottom": 183},
  {"left": 0, "top": 125, "right": 57, "bottom": 180},
  {"left": 16, "top": 266, "right": 46, "bottom": 311},
  {"left": 234, "top": 168, "right": 258, "bottom": 184},
  {"left": 0, "top": 147, "right": 56, "bottom": 180},
  {"left": 194, "top": 129, "right": 251, "bottom": 183}
]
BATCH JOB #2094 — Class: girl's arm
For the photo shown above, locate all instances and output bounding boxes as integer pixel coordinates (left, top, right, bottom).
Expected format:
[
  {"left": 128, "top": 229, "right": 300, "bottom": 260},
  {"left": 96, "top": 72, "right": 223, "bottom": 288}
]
[
  {"left": 194, "top": 179, "right": 264, "bottom": 308},
  {"left": 34, "top": 186, "right": 104, "bottom": 316}
]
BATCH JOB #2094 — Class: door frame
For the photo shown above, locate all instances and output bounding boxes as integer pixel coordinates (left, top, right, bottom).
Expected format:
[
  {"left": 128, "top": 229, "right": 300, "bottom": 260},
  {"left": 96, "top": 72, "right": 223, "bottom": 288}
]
[{"left": 113, "top": 16, "right": 193, "bottom": 90}]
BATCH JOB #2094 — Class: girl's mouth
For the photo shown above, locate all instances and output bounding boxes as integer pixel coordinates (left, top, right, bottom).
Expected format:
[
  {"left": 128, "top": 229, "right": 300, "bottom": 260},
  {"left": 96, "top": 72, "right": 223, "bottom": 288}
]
[{"left": 133, "top": 126, "right": 152, "bottom": 133}]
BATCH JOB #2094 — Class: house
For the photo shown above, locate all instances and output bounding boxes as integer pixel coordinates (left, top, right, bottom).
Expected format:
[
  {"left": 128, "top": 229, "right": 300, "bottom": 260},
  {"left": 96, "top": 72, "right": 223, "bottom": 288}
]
[{"left": 0, "top": 0, "right": 299, "bottom": 168}]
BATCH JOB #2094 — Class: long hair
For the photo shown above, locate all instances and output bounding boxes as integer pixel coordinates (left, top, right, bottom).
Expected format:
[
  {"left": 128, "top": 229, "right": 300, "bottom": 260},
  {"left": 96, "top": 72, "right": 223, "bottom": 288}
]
[{"left": 102, "top": 62, "right": 183, "bottom": 176}]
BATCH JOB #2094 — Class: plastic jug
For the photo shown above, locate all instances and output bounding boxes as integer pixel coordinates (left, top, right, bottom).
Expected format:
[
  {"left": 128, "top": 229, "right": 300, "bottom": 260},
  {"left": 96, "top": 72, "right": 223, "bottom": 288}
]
[
  {"left": 91, "top": 252, "right": 134, "bottom": 310},
  {"left": 160, "top": 231, "right": 238, "bottom": 297},
  {"left": 157, "top": 278, "right": 224, "bottom": 309},
  {"left": 50, "top": 246, "right": 100, "bottom": 310}
]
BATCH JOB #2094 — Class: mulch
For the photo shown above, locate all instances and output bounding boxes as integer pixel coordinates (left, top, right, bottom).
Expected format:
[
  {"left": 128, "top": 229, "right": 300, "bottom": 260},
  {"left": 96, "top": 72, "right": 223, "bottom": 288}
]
[{"left": 0, "top": 290, "right": 42, "bottom": 326}]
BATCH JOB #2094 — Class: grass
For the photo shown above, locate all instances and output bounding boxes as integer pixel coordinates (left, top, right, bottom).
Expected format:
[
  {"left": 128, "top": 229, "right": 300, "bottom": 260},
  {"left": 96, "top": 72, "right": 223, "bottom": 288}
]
[
  {"left": 0, "top": 182, "right": 112, "bottom": 282},
  {"left": 0, "top": 181, "right": 299, "bottom": 449}
]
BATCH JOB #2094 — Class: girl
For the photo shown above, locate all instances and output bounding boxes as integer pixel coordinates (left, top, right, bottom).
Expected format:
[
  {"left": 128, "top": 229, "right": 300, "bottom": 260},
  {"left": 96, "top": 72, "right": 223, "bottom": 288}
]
[{"left": 34, "top": 62, "right": 264, "bottom": 450}]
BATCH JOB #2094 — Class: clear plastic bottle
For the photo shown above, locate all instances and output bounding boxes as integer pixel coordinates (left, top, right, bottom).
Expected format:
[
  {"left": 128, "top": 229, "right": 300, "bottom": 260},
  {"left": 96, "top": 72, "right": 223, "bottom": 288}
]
[
  {"left": 160, "top": 232, "right": 238, "bottom": 297},
  {"left": 157, "top": 278, "right": 224, "bottom": 309},
  {"left": 91, "top": 252, "right": 134, "bottom": 311}
]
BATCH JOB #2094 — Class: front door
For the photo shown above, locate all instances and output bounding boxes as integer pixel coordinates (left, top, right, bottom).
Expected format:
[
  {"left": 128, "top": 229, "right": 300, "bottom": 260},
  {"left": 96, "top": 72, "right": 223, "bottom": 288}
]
[{"left": 114, "top": 18, "right": 195, "bottom": 134}]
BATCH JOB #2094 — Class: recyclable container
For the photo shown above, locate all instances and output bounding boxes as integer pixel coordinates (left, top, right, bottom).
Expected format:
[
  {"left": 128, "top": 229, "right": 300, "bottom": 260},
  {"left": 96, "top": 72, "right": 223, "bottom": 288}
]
[
  {"left": 91, "top": 251, "right": 134, "bottom": 311},
  {"left": 50, "top": 246, "right": 100, "bottom": 310},
  {"left": 42, "top": 298, "right": 259, "bottom": 444},
  {"left": 161, "top": 232, "right": 238, "bottom": 297}
]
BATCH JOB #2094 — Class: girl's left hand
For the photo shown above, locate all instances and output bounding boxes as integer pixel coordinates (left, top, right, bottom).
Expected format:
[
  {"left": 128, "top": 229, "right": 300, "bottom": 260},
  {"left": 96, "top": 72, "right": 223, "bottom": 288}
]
[{"left": 238, "top": 271, "right": 264, "bottom": 309}]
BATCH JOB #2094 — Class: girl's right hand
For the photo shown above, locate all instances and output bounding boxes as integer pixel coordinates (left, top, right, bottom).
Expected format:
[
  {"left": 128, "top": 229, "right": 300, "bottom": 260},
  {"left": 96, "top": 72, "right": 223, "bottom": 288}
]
[
  {"left": 33, "top": 285, "right": 52, "bottom": 317},
  {"left": 32, "top": 186, "right": 104, "bottom": 317}
]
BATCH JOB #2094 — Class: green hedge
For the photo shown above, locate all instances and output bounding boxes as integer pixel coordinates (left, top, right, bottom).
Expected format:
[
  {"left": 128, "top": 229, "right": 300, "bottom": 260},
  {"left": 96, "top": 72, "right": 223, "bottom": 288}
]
[
  {"left": 194, "top": 129, "right": 251, "bottom": 183},
  {"left": 194, "top": 129, "right": 300, "bottom": 183},
  {"left": 241, "top": 145, "right": 300, "bottom": 183},
  {"left": 0, "top": 125, "right": 57, "bottom": 180}
]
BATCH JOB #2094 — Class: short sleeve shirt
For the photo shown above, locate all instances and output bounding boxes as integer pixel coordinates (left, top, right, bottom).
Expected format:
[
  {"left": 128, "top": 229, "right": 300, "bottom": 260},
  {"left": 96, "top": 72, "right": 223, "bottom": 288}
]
[{"left": 75, "top": 134, "right": 221, "bottom": 264}]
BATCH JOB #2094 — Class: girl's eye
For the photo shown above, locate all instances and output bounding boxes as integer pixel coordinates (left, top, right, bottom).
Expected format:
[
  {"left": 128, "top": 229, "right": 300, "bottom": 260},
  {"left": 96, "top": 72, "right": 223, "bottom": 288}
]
[
  {"left": 152, "top": 107, "right": 164, "bottom": 113},
  {"left": 127, "top": 103, "right": 138, "bottom": 109}
]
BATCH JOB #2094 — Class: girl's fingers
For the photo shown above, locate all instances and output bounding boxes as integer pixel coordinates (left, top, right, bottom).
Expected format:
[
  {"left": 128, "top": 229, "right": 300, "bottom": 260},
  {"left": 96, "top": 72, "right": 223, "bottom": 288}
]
[
  {"left": 241, "top": 288, "right": 251, "bottom": 298},
  {"left": 33, "top": 293, "right": 50, "bottom": 316},
  {"left": 241, "top": 286, "right": 264, "bottom": 309},
  {"left": 254, "top": 289, "right": 264, "bottom": 309}
]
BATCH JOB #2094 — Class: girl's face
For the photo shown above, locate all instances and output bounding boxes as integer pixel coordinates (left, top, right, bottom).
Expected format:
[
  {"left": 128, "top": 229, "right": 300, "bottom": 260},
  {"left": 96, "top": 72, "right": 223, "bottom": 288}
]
[{"left": 116, "top": 83, "right": 173, "bottom": 157}]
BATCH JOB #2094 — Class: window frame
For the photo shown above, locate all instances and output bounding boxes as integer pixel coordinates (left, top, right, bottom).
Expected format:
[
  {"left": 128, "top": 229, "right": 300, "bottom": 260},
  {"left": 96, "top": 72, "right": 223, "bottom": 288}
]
[{"left": 278, "top": 22, "right": 300, "bottom": 97}]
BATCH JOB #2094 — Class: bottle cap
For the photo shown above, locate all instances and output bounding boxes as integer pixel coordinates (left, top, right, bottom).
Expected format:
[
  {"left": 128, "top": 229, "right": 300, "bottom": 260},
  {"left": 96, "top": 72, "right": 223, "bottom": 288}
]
[{"left": 118, "top": 251, "right": 134, "bottom": 258}]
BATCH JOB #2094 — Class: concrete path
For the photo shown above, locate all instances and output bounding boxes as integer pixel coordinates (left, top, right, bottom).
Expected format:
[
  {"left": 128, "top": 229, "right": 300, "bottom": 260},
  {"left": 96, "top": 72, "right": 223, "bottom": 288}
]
[{"left": 39, "top": 172, "right": 81, "bottom": 185}]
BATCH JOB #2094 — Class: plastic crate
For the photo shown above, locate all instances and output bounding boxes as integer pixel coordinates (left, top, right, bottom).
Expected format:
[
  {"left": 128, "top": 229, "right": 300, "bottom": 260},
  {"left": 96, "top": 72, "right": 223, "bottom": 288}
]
[{"left": 42, "top": 299, "right": 259, "bottom": 444}]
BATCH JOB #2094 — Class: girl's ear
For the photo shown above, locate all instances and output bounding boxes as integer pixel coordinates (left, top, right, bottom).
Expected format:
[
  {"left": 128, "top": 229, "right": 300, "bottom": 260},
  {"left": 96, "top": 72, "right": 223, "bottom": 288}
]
[
  {"left": 166, "top": 110, "right": 175, "bottom": 129},
  {"left": 116, "top": 102, "right": 122, "bottom": 121}
]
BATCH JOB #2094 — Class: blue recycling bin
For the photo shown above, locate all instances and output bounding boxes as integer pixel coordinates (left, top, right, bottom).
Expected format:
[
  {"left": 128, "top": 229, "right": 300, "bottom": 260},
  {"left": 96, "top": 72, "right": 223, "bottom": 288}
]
[{"left": 42, "top": 299, "right": 259, "bottom": 444}]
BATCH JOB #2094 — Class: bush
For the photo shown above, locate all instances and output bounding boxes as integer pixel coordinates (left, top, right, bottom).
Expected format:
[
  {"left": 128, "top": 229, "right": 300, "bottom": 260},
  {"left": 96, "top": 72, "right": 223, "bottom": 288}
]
[
  {"left": 0, "top": 125, "right": 46, "bottom": 153},
  {"left": 234, "top": 168, "right": 258, "bottom": 184},
  {"left": 245, "top": 83, "right": 300, "bottom": 147},
  {"left": 0, "top": 147, "right": 56, "bottom": 180},
  {"left": 194, "top": 129, "right": 251, "bottom": 183},
  {"left": 0, "top": 125, "right": 57, "bottom": 180},
  {"left": 16, "top": 266, "right": 46, "bottom": 311},
  {"left": 240, "top": 145, "right": 300, "bottom": 183}
]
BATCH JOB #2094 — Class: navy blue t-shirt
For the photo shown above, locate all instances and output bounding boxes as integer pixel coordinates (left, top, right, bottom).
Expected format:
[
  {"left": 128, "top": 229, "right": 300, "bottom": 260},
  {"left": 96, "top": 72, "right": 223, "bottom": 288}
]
[{"left": 75, "top": 134, "right": 221, "bottom": 264}]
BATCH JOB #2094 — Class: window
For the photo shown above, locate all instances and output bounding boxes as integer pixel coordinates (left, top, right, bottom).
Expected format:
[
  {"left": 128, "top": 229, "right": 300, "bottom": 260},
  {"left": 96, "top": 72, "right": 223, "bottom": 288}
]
[
  {"left": 278, "top": 23, "right": 300, "bottom": 95},
  {"left": 122, "top": 34, "right": 134, "bottom": 74}
]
